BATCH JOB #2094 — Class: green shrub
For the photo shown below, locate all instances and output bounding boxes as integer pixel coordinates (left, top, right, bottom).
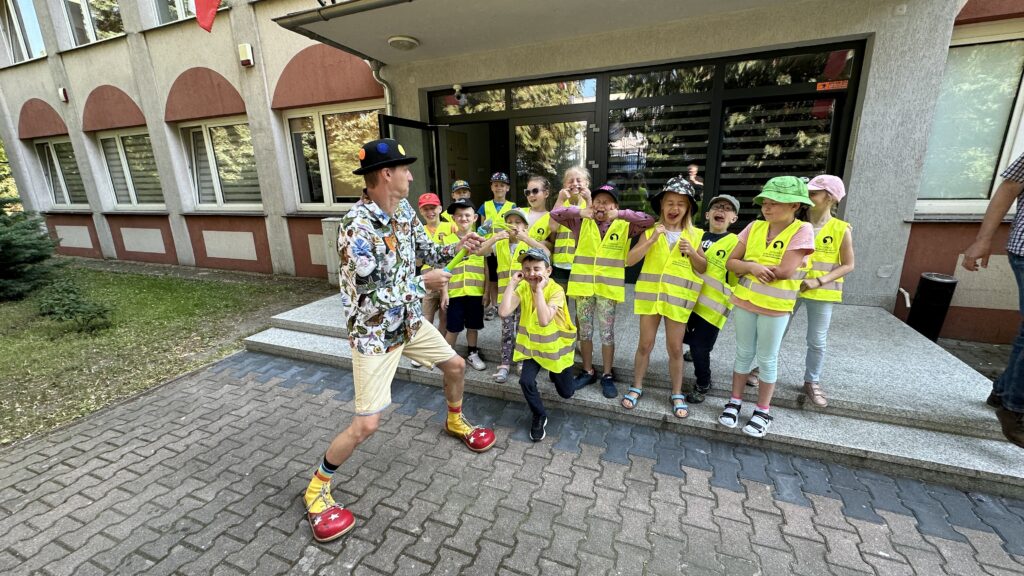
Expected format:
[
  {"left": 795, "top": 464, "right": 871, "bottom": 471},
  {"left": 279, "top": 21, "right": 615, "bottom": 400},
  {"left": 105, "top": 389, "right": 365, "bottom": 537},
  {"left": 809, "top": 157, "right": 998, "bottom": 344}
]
[
  {"left": 37, "top": 276, "right": 112, "bottom": 333},
  {"left": 0, "top": 196, "right": 59, "bottom": 300}
]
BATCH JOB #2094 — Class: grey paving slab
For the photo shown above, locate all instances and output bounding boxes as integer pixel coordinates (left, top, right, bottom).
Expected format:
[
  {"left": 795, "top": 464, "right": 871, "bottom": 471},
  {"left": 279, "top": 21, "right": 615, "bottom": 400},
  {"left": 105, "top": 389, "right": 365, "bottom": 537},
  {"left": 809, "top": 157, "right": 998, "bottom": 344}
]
[{"left": 2, "top": 352, "right": 1024, "bottom": 576}]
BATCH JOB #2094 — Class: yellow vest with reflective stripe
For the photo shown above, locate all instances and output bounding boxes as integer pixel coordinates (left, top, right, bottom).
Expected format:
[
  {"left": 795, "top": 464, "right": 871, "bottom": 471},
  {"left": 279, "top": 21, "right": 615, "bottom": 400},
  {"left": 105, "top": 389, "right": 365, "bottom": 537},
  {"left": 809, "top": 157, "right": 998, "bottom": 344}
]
[
  {"left": 421, "top": 222, "right": 454, "bottom": 272},
  {"left": 483, "top": 200, "right": 514, "bottom": 238},
  {"left": 732, "top": 220, "right": 805, "bottom": 313},
  {"left": 693, "top": 233, "right": 740, "bottom": 329},
  {"left": 567, "top": 219, "right": 630, "bottom": 302},
  {"left": 527, "top": 212, "right": 552, "bottom": 246},
  {"left": 553, "top": 199, "right": 585, "bottom": 267},
  {"left": 634, "top": 226, "right": 705, "bottom": 323},
  {"left": 495, "top": 239, "right": 530, "bottom": 305},
  {"left": 444, "top": 233, "right": 486, "bottom": 297},
  {"left": 800, "top": 218, "right": 848, "bottom": 303},
  {"left": 513, "top": 280, "right": 577, "bottom": 373}
]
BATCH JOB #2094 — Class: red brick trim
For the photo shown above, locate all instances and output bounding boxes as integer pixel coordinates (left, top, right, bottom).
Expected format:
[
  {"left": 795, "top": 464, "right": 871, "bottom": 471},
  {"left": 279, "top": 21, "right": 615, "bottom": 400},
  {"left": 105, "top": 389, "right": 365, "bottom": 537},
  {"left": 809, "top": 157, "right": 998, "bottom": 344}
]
[
  {"left": 44, "top": 213, "right": 102, "bottom": 259},
  {"left": 104, "top": 214, "right": 178, "bottom": 265},
  {"left": 183, "top": 215, "right": 272, "bottom": 274},
  {"left": 82, "top": 86, "right": 146, "bottom": 132}
]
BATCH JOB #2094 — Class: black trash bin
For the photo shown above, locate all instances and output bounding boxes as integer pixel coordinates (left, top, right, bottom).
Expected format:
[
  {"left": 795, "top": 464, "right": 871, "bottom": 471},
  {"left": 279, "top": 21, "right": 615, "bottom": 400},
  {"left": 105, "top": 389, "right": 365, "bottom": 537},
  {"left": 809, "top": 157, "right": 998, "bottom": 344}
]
[{"left": 906, "top": 272, "right": 958, "bottom": 342}]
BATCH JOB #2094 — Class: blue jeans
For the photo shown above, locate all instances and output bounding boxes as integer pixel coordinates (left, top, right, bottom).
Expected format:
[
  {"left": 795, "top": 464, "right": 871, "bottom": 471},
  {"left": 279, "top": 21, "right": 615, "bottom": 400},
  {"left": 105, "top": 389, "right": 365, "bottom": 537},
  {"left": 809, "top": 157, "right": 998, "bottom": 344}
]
[
  {"left": 993, "top": 253, "right": 1024, "bottom": 413},
  {"left": 732, "top": 307, "right": 791, "bottom": 384},
  {"left": 794, "top": 299, "right": 834, "bottom": 384}
]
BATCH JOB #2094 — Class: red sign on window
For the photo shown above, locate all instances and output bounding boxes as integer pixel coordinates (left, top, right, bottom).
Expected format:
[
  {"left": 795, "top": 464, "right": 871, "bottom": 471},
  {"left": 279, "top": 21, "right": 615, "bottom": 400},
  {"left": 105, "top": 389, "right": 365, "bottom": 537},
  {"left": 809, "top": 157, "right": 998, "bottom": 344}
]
[{"left": 816, "top": 80, "right": 849, "bottom": 91}]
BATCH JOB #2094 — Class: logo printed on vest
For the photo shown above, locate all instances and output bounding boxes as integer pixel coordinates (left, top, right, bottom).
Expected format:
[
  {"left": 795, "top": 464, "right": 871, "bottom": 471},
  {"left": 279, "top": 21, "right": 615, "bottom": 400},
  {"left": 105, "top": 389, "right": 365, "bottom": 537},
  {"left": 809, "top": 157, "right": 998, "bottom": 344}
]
[
  {"left": 610, "top": 233, "right": 620, "bottom": 241},
  {"left": 716, "top": 249, "right": 726, "bottom": 258},
  {"left": 822, "top": 235, "right": 834, "bottom": 244},
  {"left": 771, "top": 240, "right": 784, "bottom": 250}
]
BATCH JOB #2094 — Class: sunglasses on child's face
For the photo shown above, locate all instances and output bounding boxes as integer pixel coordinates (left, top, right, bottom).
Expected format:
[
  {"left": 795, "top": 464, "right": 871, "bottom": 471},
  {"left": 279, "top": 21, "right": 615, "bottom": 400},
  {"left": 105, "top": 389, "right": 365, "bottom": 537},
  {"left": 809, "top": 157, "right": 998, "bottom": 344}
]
[{"left": 524, "top": 187, "right": 544, "bottom": 196}]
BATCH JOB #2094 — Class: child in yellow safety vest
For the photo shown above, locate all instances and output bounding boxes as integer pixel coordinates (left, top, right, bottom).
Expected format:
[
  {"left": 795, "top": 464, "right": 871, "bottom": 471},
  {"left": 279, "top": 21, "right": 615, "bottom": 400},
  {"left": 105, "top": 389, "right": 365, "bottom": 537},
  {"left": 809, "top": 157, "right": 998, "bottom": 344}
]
[
  {"left": 416, "top": 193, "right": 454, "bottom": 340},
  {"left": 497, "top": 247, "right": 580, "bottom": 442},
  {"left": 481, "top": 172, "right": 516, "bottom": 321},
  {"left": 476, "top": 208, "right": 551, "bottom": 384},
  {"left": 622, "top": 176, "right": 706, "bottom": 419},
  {"left": 441, "top": 180, "right": 474, "bottom": 227},
  {"left": 684, "top": 193, "right": 741, "bottom": 404},
  {"left": 551, "top": 184, "right": 655, "bottom": 399},
  {"left": 442, "top": 199, "right": 488, "bottom": 372},
  {"left": 551, "top": 166, "right": 591, "bottom": 284},
  {"left": 719, "top": 176, "right": 815, "bottom": 439},
  {"left": 794, "top": 175, "right": 855, "bottom": 408}
]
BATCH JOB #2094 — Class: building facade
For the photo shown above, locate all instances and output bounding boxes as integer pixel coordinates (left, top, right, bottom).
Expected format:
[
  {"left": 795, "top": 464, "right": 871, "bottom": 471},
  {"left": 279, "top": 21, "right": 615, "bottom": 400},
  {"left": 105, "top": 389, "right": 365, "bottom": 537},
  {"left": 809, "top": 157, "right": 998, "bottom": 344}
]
[{"left": 1, "top": 0, "right": 1023, "bottom": 342}]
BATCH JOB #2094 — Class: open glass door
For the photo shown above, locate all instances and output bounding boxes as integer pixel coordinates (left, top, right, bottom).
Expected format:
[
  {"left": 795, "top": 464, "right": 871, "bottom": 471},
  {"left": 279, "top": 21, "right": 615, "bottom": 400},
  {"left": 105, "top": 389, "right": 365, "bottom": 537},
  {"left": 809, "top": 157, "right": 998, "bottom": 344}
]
[{"left": 379, "top": 114, "right": 443, "bottom": 208}]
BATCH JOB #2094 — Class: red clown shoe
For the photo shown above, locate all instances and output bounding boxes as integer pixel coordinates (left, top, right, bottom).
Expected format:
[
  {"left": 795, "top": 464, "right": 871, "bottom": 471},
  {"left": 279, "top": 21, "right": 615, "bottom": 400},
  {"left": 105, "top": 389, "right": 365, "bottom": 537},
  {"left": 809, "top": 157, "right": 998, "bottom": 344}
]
[
  {"left": 445, "top": 412, "right": 496, "bottom": 452},
  {"left": 308, "top": 504, "right": 355, "bottom": 543}
]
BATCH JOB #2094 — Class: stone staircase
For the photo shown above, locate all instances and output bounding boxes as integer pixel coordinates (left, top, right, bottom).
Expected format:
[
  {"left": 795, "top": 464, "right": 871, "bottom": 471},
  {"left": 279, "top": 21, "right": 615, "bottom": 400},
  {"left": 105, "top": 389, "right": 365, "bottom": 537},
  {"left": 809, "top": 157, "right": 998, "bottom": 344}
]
[{"left": 245, "top": 293, "right": 1024, "bottom": 498}]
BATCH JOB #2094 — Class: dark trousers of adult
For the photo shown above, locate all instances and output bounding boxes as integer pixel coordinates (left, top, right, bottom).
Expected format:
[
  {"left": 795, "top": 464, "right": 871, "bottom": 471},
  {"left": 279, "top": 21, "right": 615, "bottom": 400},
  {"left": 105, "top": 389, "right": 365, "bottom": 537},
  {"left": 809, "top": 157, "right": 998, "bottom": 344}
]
[
  {"left": 994, "top": 253, "right": 1024, "bottom": 414},
  {"left": 685, "top": 313, "right": 722, "bottom": 391},
  {"left": 519, "top": 359, "right": 577, "bottom": 417}
]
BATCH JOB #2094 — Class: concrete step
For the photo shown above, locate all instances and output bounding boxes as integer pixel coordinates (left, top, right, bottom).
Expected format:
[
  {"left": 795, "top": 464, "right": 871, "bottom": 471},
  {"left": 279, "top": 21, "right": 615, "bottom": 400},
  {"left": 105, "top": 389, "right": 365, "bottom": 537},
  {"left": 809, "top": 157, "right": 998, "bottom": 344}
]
[
  {"left": 267, "top": 296, "right": 1005, "bottom": 441},
  {"left": 244, "top": 327, "right": 1024, "bottom": 499}
]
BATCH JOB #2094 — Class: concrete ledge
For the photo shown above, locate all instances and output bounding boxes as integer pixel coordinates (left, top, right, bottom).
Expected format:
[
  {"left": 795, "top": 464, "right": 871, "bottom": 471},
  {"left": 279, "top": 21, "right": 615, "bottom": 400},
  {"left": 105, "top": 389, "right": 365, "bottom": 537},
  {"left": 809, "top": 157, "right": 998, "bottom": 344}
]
[{"left": 244, "top": 327, "right": 1024, "bottom": 498}]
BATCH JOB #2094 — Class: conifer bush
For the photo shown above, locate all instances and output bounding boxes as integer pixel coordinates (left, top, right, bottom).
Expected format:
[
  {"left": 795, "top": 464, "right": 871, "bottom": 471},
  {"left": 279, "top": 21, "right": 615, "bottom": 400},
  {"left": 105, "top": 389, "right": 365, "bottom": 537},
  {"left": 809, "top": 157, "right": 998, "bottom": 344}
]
[{"left": 0, "top": 196, "right": 59, "bottom": 301}]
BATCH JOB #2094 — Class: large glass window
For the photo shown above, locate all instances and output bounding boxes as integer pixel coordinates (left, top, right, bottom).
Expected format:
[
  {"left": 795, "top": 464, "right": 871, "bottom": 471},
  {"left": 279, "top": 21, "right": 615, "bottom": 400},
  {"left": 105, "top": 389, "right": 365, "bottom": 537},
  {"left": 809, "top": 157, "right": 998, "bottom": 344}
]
[
  {"left": 35, "top": 140, "right": 88, "bottom": 206},
  {"left": 155, "top": 0, "right": 194, "bottom": 24},
  {"left": 182, "top": 119, "right": 261, "bottom": 206},
  {"left": 1, "top": 0, "right": 44, "bottom": 63},
  {"left": 917, "top": 40, "right": 1024, "bottom": 201},
  {"left": 725, "top": 49, "right": 854, "bottom": 89},
  {"left": 431, "top": 88, "right": 505, "bottom": 117},
  {"left": 514, "top": 118, "right": 589, "bottom": 208},
  {"left": 512, "top": 79, "right": 596, "bottom": 109},
  {"left": 286, "top": 105, "right": 382, "bottom": 207},
  {"left": 610, "top": 66, "right": 714, "bottom": 100},
  {"left": 62, "top": 0, "right": 124, "bottom": 46},
  {"left": 100, "top": 132, "right": 163, "bottom": 206}
]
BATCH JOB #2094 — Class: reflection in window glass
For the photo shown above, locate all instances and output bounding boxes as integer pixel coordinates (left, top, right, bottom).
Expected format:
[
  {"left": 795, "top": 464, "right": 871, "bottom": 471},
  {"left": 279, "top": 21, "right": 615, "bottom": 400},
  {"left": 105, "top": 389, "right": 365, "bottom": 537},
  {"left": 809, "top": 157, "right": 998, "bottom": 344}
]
[
  {"left": 719, "top": 99, "right": 835, "bottom": 221},
  {"left": 101, "top": 137, "right": 131, "bottom": 204},
  {"left": 36, "top": 143, "right": 65, "bottom": 204},
  {"left": 606, "top": 103, "right": 711, "bottom": 213},
  {"left": 63, "top": 0, "right": 124, "bottom": 46},
  {"left": 186, "top": 128, "right": 217, "bottom": 204},
  {"left": 122, "top": 135, "right": 162, "bottom": 204},
  {"left": 209, "top": 124, "right": 260, "bottom": 204},
  {"left": 51, "top": 142, "right": 87, "bottom": 204},
  {"left": 515, "top": 120, "right": 588, "bottom": 209},
  {"left": 918, "top": 41, "right": 1024, "bottom": 201},
  {"left": 609, "top": 66, "right": 714, "bottom": 100},
  {"left": 512, "top": 79, "right": 596, "bottom": 109},
  {"left": 323, "top": 110, "right": 380, "bottom": 202},
  {"left": 2, "top": 0, "right": 45, "bottom": 62},
  {"left": 431, "top": 89, "right": 505, "bottom": 117},
  {"left": 289, "top": 116, "right": 323, "bottom": 204},
  {"left": 725, "top": 49, "right": 853, "bottom": 89},
  {"left": 156, "top": 0, "right": 195, "bottom": 24}
]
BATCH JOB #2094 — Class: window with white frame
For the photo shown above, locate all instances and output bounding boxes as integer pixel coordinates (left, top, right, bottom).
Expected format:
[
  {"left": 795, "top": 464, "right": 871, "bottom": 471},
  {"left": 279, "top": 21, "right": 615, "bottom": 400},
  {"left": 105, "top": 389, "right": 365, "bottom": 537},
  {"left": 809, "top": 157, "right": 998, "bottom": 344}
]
[
  {"left": 155, "top": 0, "right": 194, "bottom": 25},
  {"left": 182, "top": 119, "right": 261, "bottom": 206},
  {"left": 917, "top": 21, "right": 1024, "bottom": 212},
  {"left": 35, "top": 139, "right": 88, "bottom": 206},
  {"left": 285, "top": 103, "right": 383, "bottom": 207},
  {"left": 1, "top": 0, "right": 45, "bottom": 63},
  {"left": 62, "top": 0, "right": 124, "bottom": 46},
  {"left": 99, "top": 130, "right": 164, "bottom": 206}
]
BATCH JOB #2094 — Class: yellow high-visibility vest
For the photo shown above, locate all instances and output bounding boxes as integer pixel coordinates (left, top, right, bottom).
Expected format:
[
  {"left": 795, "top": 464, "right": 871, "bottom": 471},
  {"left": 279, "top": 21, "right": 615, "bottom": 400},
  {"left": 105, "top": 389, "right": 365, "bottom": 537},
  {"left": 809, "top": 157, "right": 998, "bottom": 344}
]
[
  {"left": 634, "top": 226, "right": 705, "bottom": 324},
  {"left": 693, "top": 233, "right": 740, "bottom": 329},
  {"left": 494, "top": 239, "right": 530, "bottom": 304},
  {"left": 553, "top": 198, "right": 585, "bottom": 268},
  {"left": 483, "top": 200, "right": 514, "bottom": 238},
  {"left": 732, "top": 220, "right": 806, "bottom": 313},
  {"left": 444, "top": 233, "right": 485, "bottom": 297},
  {"left": 800, "top": 218, "right": 849, "bottom": 303},
  {"left": 513, "top": 280, "right": 577, "bottom": 373},
  {"left": 567, "top": 219, "right": 631, "bottom": 302},
  {"left": 421, "top": 222, "right": 454, "bottom": 272},
  {"left": 527, "top": 212, "right": 552, "bottom": 246}
]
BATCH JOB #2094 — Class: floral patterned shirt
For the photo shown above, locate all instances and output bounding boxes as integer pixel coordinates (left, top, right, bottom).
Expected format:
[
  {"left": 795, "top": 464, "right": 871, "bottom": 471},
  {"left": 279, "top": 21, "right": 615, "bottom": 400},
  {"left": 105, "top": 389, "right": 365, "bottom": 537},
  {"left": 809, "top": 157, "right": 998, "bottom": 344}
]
[{"left": 338, "top": 197, "right": 458, "bottom": 355}]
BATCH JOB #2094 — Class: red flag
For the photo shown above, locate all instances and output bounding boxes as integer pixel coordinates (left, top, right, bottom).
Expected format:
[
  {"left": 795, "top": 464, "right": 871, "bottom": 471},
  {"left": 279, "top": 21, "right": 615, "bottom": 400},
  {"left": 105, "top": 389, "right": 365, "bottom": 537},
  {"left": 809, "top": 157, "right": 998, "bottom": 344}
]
[{"left": 196, "top": 0, "right": 221, "bottom": 32}]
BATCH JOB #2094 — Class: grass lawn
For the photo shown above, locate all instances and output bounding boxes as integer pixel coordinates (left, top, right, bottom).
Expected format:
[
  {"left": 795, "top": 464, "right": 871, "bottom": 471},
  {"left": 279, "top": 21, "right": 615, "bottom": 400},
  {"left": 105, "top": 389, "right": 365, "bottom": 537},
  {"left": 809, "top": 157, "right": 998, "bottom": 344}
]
[{"left": 0, "top": 265, "right": 333, "bottom": 446}]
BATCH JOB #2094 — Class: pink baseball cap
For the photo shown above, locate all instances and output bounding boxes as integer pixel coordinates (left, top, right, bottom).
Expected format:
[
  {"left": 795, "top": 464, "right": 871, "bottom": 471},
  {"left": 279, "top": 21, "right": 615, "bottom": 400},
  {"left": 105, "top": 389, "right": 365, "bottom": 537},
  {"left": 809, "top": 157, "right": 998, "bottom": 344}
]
[
  {"left": 418, "top": 193, "right": 441, "bottom": 208},
  {"left": 807, "top": 175, "right": 846, "bottom": 202}
]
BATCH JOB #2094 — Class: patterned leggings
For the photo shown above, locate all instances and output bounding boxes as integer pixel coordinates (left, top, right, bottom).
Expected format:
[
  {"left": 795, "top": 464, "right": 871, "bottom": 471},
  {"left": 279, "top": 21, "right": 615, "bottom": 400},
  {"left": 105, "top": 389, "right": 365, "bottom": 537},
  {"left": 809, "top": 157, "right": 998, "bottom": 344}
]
[{"left": 500, "top": 308, "right": 521, "bottom": 367}]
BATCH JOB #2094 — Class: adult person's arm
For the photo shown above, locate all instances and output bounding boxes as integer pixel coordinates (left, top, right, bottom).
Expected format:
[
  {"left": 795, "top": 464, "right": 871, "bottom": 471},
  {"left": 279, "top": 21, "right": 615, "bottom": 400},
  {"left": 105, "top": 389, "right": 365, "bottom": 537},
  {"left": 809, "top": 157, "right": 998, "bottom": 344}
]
[
  {"left": 412, "top": 214, "right": 483, "bottom": 273},
  {"left": 963, "top": 158, "right": 1024, "bottom": 271}
]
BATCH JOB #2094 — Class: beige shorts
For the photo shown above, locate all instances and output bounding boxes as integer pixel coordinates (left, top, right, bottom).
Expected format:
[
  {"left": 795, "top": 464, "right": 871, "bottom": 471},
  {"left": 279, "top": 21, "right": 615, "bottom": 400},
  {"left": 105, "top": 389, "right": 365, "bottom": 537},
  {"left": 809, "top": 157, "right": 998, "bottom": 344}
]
[{"left": 352, "top": 319, "right": 456, "bottom": 415}]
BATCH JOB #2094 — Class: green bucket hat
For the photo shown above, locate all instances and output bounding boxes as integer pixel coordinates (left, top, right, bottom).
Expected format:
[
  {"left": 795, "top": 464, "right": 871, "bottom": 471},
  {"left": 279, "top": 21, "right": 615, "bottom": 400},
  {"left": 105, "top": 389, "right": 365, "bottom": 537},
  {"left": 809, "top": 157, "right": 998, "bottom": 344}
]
[{"left": 753, "top": 176, "right": 813, "bottom": 206}]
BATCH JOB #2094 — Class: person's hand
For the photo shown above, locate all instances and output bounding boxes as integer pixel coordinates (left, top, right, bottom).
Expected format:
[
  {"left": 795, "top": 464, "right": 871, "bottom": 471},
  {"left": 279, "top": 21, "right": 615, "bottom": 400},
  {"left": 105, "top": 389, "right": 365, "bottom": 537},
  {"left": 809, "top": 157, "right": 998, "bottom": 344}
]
[
  {"left": 557, "top": 187, "right": 571, "bottom": 203},
  {"left": 510, "top": 271, "right": 525, "bottom": 287},
  {"left": 750, "top": 264, "right": 775, "bottom": 284},
  {"left": 604, "top": 208, "right": 619, "bottom": 221},
  {"left": 440, "top": 293, "right": 449, "bottom": 311},
  {"left": 800, "top": 278, "right": 822, "bottom": 292},
  {"left": 653, "top": 224, "right": 666, "bottom": 238},
  {"left": 507, "top": 228, "right": 520, "bottom": 242},
  {"left": 422, "top": 268, "right": 452, "bottom": 292},
  {"left": 458, "top": 232, "right": 484, "bottom": 254},
  {"left": 580, "top": 207, "right": 594, "bottom": 220},
  {"left": 962, "top": 239, "right": 992, "bottom": 271},
  {"left": 679, "top": 237, "right": 695, "bottom": 257},
  {"left": 580, "top": 187, "right": 592, "bottom": 205},
  {"left": 525, "top": 272, "right": 544, "bottom": 291}
]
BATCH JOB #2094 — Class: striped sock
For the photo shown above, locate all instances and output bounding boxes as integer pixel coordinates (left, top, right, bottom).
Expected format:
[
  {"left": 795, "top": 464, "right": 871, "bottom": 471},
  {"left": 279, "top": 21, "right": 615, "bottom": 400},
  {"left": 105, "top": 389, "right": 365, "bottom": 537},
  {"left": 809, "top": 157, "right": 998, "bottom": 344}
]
[{"left": 304, "top": 456, "right": 339, "bottom": 514}]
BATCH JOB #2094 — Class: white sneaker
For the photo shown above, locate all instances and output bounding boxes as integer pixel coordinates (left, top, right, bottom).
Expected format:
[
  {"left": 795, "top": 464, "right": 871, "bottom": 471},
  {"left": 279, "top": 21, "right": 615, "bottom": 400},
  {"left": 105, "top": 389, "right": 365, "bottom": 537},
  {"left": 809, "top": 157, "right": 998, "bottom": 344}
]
[
  {"left": 467, "top": 351, "right": 486, "bottom": 371},
  {"left": 410, "top": 360, "right": 422, "bottom": 368}
]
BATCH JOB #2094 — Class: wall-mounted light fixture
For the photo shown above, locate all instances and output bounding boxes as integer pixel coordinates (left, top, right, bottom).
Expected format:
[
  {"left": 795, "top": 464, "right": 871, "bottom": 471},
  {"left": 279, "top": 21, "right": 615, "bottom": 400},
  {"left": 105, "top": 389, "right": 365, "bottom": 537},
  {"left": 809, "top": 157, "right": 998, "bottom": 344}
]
[
  {"left": 238, "top": 43, "right": 254, "bottom": 67},
  {"left": 387, "top": 35, "right": 420, "bottom": 51},
  {"left": 57, "top": 87, "right": 69, "bottom": 103}
]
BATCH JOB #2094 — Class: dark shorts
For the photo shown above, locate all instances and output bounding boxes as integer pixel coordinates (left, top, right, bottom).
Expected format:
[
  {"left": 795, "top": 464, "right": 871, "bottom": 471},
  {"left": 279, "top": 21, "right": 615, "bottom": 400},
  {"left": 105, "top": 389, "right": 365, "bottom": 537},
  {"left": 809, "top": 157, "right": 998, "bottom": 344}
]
[
  {"left": 447, "top": 295, "right": 485, "bottom": 333},
  {"left": 486, "top": 253, "right": 499, "bottom": 281}
]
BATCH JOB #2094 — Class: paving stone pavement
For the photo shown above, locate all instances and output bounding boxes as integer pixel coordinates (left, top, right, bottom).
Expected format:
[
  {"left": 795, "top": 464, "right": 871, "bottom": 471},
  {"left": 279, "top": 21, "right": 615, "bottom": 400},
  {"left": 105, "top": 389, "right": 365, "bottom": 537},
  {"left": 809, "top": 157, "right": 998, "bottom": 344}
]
[{"left": 2, "top": 352, "right": 1024, "bottom": 576}]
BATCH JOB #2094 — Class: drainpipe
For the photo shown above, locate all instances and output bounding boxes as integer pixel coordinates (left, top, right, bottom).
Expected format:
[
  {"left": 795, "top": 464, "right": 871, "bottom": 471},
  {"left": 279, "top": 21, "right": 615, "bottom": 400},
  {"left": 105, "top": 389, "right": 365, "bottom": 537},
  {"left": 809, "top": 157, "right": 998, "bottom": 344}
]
[{"left": 369, "top": 59, "right": 394, "bottom": 116}]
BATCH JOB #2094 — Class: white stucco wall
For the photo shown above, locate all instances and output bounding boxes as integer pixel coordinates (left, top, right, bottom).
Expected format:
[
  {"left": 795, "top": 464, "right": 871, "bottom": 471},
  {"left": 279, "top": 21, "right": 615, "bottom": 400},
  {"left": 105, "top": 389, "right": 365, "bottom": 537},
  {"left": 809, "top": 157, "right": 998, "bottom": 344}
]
[{"left": 385, "top": 0, "right": 963, "bottom": 308}]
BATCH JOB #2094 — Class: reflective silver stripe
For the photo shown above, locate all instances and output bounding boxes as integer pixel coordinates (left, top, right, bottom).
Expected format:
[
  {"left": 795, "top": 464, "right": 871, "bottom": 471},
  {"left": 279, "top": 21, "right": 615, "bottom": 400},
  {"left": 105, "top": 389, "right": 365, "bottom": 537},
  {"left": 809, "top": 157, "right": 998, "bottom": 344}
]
[
  {"left": 516, "top": 326, "right": 576, "bottom": 343},
  {"left": 515, "top": 343, "right": 575, "bottom": 361},
  {"left": 596, "top": 276, "right": 625, "bottom": 288},
  {"left": 791, "top": 270, "right": 807, "bottom": 280},
  {"left": 700, "top": 274, "right": 726, "bottom": 293},
  {"left": 462, "top": 279, "right": 485, "bottom": 288},
  {"left": 811, "top": 261, "right": 837, "bottom": 272},
  {"left": 574, "top": 256, "right": 597, "bottom": 266},
  {"left": 738, "top": 277, "right": 799, "bottom": 300},
  {"left": 695, "top": 294, "right": 729, "bottom": 316},
  {"left": 554, "top": 245, "right": 573, "bottom": 254},
  {"left": 637, "top": 273, "right": 660, "bottom": 284},
  {"left": 498, "top": 271, "right": 510, "bottom": 281},
  {"left": 635, "top": 291, "right": 695, "bottom": 310},
  {"left": 637, "top": 272, "right": 700, "bottom": 292},
  {"left": 568, "top": 273, "right": 591, "bottom": 284},
  {"left": 463, "top": 265, "right": 485, "bottom": 274},
  {"left": 594, "top": 257, "right": 623, "bottom": 267},
  {"left": 634, "top": 292, "right": 658, "bottom": 302},
  {"left": 816, "top": 281, "right": 843, "bottom": 292}
]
